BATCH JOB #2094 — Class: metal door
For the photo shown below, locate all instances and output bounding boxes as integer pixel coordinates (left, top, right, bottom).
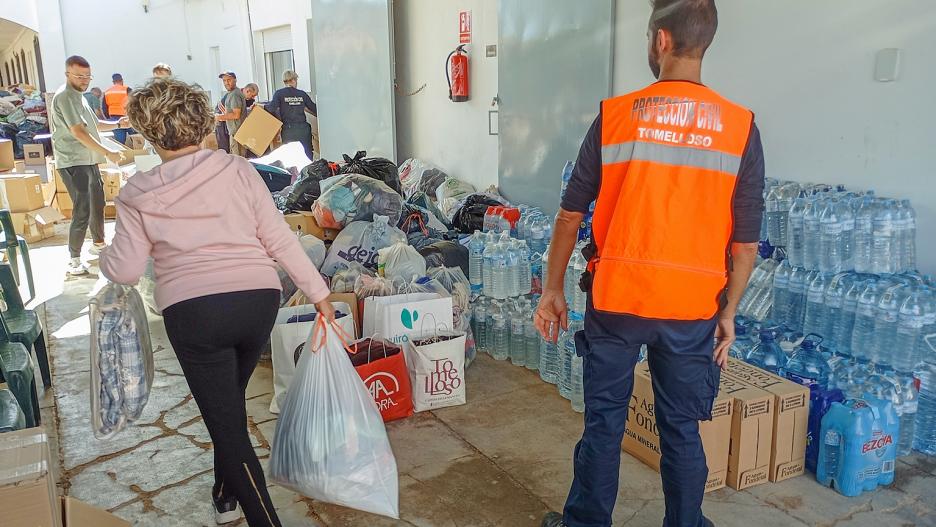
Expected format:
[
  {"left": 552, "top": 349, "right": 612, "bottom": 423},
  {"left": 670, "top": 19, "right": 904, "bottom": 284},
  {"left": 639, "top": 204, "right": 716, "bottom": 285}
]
[
  {"left": 498, "top": 0, "right": 614, "bottom": 213},
  {"left": 309, "top": 0, "right": 396, "bottom": 160}
]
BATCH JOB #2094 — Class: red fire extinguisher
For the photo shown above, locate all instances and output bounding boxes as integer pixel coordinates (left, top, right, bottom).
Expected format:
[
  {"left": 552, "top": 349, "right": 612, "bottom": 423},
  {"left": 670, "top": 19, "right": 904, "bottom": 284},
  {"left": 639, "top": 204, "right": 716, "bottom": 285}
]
[{"left": 446, "top": 45, "right": 469, "bottom": 102}]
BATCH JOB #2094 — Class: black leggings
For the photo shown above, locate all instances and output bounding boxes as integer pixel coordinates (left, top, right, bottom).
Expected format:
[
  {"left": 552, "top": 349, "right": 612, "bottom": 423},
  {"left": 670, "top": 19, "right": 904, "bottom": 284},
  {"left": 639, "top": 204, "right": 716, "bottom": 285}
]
[{"left": 163, "top": 289, "right": 281, "bottom": 527}]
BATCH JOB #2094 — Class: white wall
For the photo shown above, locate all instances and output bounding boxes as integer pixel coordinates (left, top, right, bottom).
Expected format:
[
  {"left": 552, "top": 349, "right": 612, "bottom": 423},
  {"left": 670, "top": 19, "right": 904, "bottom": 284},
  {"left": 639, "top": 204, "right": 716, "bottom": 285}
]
[
  {"left": 613, "top": 0, "right": 936, "bottom": 274},
  {"left": 0, "top": 28, "right": 40, "bottom": 88},
  {"left": 393, "top": 0, "right": 499, "bottom": 189},
  {"left": 248, "top": 0, "right": 314, "bottom": 98},
  {"left": 41, "top": 0, "right": 253, "bottom": 104}
]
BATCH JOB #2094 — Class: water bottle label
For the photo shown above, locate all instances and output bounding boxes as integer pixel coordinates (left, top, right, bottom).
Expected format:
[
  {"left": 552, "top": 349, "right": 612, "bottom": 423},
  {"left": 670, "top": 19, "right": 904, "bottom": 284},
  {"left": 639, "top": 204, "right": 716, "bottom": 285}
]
[
  {"left": 824, "top": 429, "right": 841, "bottom": 446},
  {"left": 882, "top": 460, "right": 895, "bottom": 474},
  {"left": 841, "top": 219, "right": 855, "bottom": 230},
  {"left": 808, "top": 290, "right": 825, "bottom": 303},
  {"left": 787, "top": 372, "right": 819, "bottom": 387},
  {"left": 822, "top": 223, "right": 843, "bottom": 235}
]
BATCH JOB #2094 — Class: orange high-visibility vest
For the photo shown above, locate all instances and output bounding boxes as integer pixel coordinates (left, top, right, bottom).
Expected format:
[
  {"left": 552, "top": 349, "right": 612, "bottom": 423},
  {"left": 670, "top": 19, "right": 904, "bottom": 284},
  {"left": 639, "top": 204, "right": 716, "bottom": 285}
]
[
  {"left": 590, "top": 81, "right": 753, "bottom": 320},
  {"left": 104, "top": 84, "right": 129, "bottom": 116}
]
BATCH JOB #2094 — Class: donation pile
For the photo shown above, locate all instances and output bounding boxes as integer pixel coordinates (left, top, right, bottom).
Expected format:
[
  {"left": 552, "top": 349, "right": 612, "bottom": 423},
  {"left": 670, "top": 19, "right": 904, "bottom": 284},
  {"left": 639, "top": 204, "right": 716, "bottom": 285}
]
[{"left": 0, "top": 85, "right": 49, "bottom": 159}]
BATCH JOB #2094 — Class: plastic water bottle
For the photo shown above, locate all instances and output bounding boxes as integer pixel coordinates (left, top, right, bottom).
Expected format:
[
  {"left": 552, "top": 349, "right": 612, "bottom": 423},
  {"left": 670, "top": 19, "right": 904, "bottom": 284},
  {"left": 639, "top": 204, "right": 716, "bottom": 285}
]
[
  {"left": 491, "top": 308, "right": 509, "bottom": 361},
  {"left": 506, "top": 240, "right": 521, "bottom": 298},
  {"left": 785, "top": 335, "right": 833, "bottom": 388},
  {"left": 558, "top": 328, "right": 575, "bottom": 399},
  {"left": 850, "top": 280, "right": 880, "bottom": 363},
  {"left": 568, "top": 249, "right": 588, "bottom": 316},
  {"left": 508, "top": 300, "right": 526, "bottom": 366},
  {"left": 896, "top": 372, "right": 919, "bottom": 457},
  {"left": 559, "top": 315, "right": 584, "bottom": 400},
  {"left": 869, "top": 285, "right": 905, "bottom": 369},
  {"left": 771, "top": 260, "right": 793, "bottom": 323},
  {"left": 766, "top": 183, "right": 797, "bottom": 247},
  {"left": 539, "top": 326, "right": 559, "bottom": 384},
  {"left": 833, "top": 278, "right": 865, "bottom": 357},
  {"left": 871, "top": 200, "right": 895, "bottom": 274},
  {"left": 524, "top": 307, "right": 540, "bottom": 372},
  {"left": 839, "top": 197, "right": 856, "bottom": 271},
  {"left": 518, "top": 240, "right": 532, "bottom": 296},
  {"left": 571, "top": 350, "right": 585, "bottom": 413},
  {"left": 746, "top": 329, "right": 786, "bottom": 374},
  {"left": 530, "top": 251, "right": 544, "bottom": 295},
  {"left": 739, "top": 259, "right": 779, "bottom": 316},
  {"left": 803, "top": 272, "right": 830, "bottom": 337},
  {"left": 823, "top": 273, "right": 854, "bottom": 346},
  {"left": 730, "top": 319, "right": 755, "bottom": 359},
  {"left": 914, "top": 335, "right": 936, "bottom": 455},
  {"left": 803, "top": 196, "right": 823, "bottom": 270},
  {"left": 787, "top": 193, "right": 808, "bottom": 267},
  {"left": 819, "top": 199, "right": 845, "bottom": 273},
  {"left": 530, "top": 217, "right": 547, "bottom": 255},
  {"left": 482, "top": 239, "right": 495, "bottom": 297},
  {"left": 896, "top": 199, "right": 916, "bottom": 272},
  {"left": 468, "top": 231, "right": 486, "bottom": 294},
  {"left": 787, "top": 266, "right": 809, "bottom": 329},
  {"left": 893, "top": 286, "right": 928, "bottom": 373},
  {"left": 490, "top": 244, "right": 509, "bottom": 300},
  {"left": 853, "top": 196, "right": 876, "bottom": 273},
  {"left": 473, "top": 297, "right": 489, "bottom": 355}
]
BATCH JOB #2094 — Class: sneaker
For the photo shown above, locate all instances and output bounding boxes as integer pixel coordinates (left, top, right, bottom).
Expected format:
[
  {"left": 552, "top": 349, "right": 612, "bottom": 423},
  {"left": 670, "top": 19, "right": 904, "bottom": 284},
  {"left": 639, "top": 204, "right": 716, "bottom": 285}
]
[
  {"left": 541, "top": 512, "right": 567, "bottom": 527},
  {"left": 213, "top": 494, "right": 241, "bottom": 525},
  {"left": 67, "top": 258, "right": 89, "bottom": 276},
  {"left": 89, "top": 242, "right": 107, "bottom": 256}
]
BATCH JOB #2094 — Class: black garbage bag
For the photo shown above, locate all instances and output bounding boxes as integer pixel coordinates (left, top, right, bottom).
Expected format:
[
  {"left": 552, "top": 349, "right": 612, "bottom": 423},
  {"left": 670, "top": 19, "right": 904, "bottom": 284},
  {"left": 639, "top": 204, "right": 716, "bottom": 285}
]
[
  {"left": 276, "top": 158, "right": 338, "bottom": 212},
  {"left": 338, "top": 151, "right": 402, "bottom": 195},
  {"left": 418, "top": 240, "right": 469, "bottom": 277},
  {"left": 452, "top": 193, "right": 505, "bottom": 234}
]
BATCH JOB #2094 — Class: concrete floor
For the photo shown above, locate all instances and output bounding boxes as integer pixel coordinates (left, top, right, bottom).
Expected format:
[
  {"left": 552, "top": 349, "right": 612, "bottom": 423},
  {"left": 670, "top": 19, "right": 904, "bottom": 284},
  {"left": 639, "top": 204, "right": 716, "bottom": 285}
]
[{"left": 25, "top": 224, "right": 936, "bottom": 527}]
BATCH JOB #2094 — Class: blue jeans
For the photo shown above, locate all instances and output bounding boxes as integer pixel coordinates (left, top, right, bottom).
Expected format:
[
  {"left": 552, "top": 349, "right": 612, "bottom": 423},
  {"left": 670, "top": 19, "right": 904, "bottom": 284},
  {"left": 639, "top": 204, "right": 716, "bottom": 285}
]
[{"left": 563, "top": 301, "right": 720, "bottom": 527}]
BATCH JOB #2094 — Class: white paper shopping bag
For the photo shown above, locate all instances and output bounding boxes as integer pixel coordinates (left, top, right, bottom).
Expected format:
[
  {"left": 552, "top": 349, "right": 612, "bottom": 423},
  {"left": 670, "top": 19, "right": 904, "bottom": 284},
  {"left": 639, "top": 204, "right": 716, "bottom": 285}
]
[
  {"left": 270, "top": 301, "right": 354, "bottom": 413},
  {"left": 363, "top": 293, "right": 453, "bottom": 346},
  {"left": 404, "top": 331, "right": 467, "bottom": 412}
]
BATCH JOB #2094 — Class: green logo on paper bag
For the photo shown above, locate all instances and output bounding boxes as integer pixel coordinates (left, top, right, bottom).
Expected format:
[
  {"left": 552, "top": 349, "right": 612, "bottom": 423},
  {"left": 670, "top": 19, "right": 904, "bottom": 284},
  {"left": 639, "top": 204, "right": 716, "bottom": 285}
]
[{"left": 401, "top": 308, "right": 419, "bottom": 330}]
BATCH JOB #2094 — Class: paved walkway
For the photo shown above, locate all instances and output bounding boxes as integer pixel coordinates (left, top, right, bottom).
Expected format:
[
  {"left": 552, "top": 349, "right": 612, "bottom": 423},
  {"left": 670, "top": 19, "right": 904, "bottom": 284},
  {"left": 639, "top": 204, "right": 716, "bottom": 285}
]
[{"left": 30, "top": 227, "right": 936, "bottom": 526}]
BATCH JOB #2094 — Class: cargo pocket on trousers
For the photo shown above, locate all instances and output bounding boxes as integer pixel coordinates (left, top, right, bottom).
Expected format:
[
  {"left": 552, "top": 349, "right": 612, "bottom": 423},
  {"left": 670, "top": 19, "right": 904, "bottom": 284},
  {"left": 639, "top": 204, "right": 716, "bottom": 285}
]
[
  {"left": 573, "top": 330, "right": 590, "bottom": 358},
  {"left": 695, "top": 362, "right": 721, "bottom": 421}
]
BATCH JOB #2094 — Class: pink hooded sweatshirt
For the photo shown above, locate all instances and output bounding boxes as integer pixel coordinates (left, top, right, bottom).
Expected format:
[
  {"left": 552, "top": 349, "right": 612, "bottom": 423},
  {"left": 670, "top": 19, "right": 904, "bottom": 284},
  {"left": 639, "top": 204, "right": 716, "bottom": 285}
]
[{"left": 100, "top": 149, "right": 329, "bottom": 311}]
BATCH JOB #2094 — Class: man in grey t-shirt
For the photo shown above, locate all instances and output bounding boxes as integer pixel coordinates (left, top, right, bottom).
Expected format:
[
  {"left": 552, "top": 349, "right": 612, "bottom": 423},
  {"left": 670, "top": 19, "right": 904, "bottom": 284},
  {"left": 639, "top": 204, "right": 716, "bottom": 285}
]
[
  {"left": 216, "top": 72, "right": 247, "bottom": 156},
  {"left": 51, "top": 55, "right": 127, "bottom": 276}
]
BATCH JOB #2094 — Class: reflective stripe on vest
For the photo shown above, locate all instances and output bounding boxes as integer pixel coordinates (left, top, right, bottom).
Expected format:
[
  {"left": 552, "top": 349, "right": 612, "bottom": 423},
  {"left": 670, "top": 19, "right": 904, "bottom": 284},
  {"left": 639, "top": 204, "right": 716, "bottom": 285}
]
[
  {"left": 104, "top": 85, "right": 129, "bottom": 116},
  {"left": 590, "top": 81, "right": 753, "bottom": 320}
]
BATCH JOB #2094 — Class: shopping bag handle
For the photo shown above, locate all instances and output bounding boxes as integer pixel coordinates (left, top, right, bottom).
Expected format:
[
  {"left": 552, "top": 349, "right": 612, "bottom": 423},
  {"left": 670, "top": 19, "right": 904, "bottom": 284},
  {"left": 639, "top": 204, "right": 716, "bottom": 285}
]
[
  {"left": 418, "top": 312, "right": 450, "bottom": 337},
  {"left": 310, "top": 315, "right": 356, "bottom": 355}
]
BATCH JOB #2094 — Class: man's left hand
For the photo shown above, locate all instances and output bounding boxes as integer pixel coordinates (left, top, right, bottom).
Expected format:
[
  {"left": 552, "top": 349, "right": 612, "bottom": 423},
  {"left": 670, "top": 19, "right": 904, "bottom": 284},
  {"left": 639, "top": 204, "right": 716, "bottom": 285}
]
[{"left": 713, "top": 314, "right": 735, "bottom": 369}]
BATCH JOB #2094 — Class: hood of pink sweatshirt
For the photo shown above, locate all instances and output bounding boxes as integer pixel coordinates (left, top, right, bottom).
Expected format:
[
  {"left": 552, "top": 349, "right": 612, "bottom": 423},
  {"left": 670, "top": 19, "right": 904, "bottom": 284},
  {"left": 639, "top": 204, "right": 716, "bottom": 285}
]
[{"left": 118, "top": 149, "right": 236, "bottom": 218}]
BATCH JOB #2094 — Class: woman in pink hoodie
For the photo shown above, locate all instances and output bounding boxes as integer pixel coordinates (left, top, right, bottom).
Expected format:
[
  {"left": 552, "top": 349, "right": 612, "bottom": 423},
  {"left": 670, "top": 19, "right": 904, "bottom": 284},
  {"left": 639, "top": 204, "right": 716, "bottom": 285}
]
[{"left": 100, "top": 78, "right": 332, "bottom": 527}]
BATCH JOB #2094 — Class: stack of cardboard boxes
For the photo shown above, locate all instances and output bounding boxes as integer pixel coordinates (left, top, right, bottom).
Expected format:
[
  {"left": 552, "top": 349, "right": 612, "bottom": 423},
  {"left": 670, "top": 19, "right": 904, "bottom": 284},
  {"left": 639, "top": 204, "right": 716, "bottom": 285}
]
[
  {"left": 0, "top": 139, "right": 65, "bottom": 243},
  {"left": 0, "top": 426, "right": 130, "bottom": 526},
  {"left": 623, "top": 357, "right": 809, "bottom": 492}
]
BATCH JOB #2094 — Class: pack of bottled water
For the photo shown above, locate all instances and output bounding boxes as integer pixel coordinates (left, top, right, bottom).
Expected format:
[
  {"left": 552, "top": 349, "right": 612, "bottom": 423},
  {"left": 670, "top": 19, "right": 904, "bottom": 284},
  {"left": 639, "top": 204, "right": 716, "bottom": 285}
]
[{"left": 469, "top": 230, "right": 533, "bottom": 300}]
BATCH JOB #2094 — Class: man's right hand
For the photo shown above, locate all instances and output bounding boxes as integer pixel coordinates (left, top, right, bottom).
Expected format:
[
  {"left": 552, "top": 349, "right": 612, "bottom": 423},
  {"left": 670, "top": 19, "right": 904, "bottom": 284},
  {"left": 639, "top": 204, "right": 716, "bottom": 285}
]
[
  {"left": 535, "top": 289, "right": 569, "bottom": 344},
  {"left": 104, "top": 150, "right": 125, "bottom": 165}
]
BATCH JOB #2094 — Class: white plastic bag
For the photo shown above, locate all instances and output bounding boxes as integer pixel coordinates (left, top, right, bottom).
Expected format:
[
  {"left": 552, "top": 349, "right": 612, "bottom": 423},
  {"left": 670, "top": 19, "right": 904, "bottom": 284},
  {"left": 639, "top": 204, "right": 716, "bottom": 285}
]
[
  {"left": 269, "top": 317, "right": 400, "bottom": 518},
  {"left": 330, "top": 261, "right": 374, "bottom": 293},
  {"left": 138, "top": 258, "right": 161, "bottom": 316},
  {"left": 321, "top": 216, "right": 407, "bottom": 276},
  {"left": 89, "top": 283, "right": 155, "bottom": 439},
  {"left": 378, "top": 242, "right": 427, "bottom": 283},
  {"left": 436, "top": 176, "right": 475, "bottom": 218},
  {"left": 269, "top": 302, "right": 356, "bottom": 414},
  {"left": 299, "top": 234, "right": 327, "bottom": 269}
]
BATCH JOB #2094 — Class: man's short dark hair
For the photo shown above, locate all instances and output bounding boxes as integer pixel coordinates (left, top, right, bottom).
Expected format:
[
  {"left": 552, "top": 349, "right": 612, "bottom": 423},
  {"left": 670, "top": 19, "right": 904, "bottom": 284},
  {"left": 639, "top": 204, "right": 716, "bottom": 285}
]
[
  {"left": 650, "top": 0, "right": 718, "bottom": 57},
  {"left": 65, "top": 55, "right": 90, "bottom": 68}
]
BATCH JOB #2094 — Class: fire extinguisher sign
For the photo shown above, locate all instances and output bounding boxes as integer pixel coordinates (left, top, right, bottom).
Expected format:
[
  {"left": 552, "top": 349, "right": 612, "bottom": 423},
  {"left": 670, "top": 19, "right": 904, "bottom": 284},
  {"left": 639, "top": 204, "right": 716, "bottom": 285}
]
[{"left": 459, "top": 10, "right": 472, "bottom": 44}]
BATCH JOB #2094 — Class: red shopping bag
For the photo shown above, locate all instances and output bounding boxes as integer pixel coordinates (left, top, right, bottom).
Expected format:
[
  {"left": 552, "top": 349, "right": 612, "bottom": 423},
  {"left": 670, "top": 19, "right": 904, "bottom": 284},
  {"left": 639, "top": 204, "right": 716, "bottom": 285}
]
[{"left": 348, "top": 338, "right": 414, "bottom": 422}]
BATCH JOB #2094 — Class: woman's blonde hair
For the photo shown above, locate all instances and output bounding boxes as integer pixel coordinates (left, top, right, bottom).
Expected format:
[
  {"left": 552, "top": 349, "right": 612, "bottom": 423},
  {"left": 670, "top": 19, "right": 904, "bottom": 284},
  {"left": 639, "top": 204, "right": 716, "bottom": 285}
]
[{"left": 126, "top": 78, "right": 214, "bottom": 151}]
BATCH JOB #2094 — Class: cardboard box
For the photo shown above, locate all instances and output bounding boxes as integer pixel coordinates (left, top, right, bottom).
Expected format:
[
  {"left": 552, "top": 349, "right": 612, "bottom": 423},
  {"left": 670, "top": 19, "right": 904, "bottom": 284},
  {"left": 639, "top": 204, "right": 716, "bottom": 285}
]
[
  {"left": 47, "top": 158, "right": 66, "bottom": 191},
  {"left": 105, "top": 202, "right": 117, "bottom": 219},
  {"left": 0, "top": 138, "right": 13, "bottom": 171},
  {"left": 127, "top": 134, "right": 146, "bottom": 150},
  {"left": 0, "top": 427, "right": 62, "bottom": 527},
  {"left": 283, "top": 211, "right": 338, "bottom": 241},
  {"left": 200, "top": 132, "right": 219, "bottom": 151},
  {"left": 62, "top": 496, "right": 130, "bottom": 527},
  {"left": 10, "top": 207, "right": 64, "bottom": 243},
  {"left": 53, "top": 192, "right": 73, "bottom": 219},
  {"left": 0, "top": 173, "right": 45, "bottom": 212},
  {"left": 233, "top": 105, "right": 283, "bottom": 155},
  {"left": 622, "top": 363, "right": 732, "bottom": 493},
  {"left": 725, "top": 358, "right": 809, "bottom": 482},
  {"left": 24, "top": 144, "right": 46, "bottom": 165},
  {"left": 720, "top": 374, "right": 774, "bottom": 490},
  {"left": 101, "top": 169, "right": 122, "bottom": 201},
  {"left": 14, "top": 160, "right": 26, "bottom": 173}
]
